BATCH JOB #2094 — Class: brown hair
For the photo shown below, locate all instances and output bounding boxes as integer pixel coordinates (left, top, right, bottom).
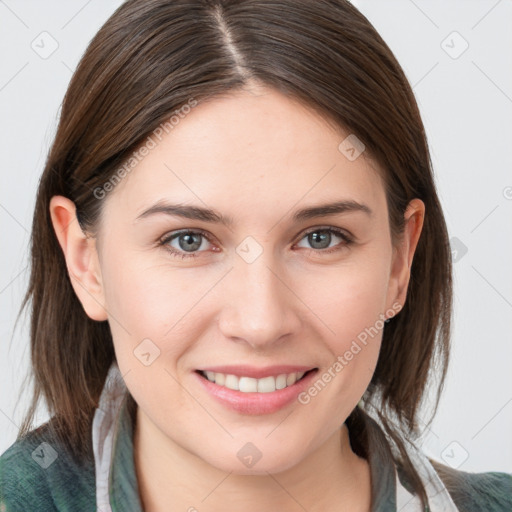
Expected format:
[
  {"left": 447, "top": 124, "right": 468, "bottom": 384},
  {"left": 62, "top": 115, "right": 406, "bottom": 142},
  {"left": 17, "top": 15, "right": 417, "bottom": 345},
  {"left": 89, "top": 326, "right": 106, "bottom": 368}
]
[{"left": 16, "top": 0, "right": 452, "bottom": 507}]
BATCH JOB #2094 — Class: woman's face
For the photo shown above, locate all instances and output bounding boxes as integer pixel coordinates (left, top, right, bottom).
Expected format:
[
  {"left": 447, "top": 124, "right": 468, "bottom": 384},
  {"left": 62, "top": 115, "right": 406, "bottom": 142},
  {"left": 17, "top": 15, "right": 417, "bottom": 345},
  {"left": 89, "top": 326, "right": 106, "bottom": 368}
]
[{"left": 87, "top": 85, "right": 417, "bottom": 474}]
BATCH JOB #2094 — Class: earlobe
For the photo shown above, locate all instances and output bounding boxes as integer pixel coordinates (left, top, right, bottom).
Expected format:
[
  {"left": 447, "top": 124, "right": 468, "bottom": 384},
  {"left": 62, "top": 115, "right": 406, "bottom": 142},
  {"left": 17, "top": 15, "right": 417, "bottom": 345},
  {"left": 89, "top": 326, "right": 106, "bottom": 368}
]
[
  {"left": 388, "top": 198, "right": 425, "bottom": 310},
  {"left": 49, "top": 196, "right": 108, "bottom": 321}
]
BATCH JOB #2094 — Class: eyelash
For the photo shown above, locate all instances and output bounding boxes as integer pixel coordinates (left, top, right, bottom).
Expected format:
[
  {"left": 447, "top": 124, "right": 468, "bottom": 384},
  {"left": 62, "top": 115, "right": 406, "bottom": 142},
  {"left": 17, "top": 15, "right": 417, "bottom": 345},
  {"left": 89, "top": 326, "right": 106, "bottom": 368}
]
[{"left": 158, "top": 226, "right": 354, "bottom": 260}]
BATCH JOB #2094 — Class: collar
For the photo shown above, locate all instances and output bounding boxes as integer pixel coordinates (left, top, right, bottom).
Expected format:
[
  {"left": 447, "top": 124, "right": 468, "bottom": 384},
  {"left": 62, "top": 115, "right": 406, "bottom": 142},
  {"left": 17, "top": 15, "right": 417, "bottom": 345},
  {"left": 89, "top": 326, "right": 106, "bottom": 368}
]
[{"left": 92, "top": 362, "right": 459, "bottom": 511}]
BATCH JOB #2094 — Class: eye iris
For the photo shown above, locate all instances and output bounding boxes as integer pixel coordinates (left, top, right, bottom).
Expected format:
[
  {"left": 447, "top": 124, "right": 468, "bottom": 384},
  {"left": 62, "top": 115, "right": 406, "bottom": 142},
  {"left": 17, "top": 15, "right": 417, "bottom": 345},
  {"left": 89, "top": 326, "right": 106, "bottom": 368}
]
[
  {"left": 309, "top": 230, "right": 331, "bottom": 249},
  {"left": 179, "top": 233, "right": 202, "bottom": 252}
]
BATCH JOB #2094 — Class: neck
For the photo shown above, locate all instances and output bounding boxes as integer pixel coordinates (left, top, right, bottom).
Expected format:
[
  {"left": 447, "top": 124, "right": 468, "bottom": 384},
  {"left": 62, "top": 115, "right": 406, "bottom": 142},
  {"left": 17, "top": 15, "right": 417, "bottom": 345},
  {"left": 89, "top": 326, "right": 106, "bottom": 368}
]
[{"left": 133, "top": 408, "right": 372, "bottom": 512}]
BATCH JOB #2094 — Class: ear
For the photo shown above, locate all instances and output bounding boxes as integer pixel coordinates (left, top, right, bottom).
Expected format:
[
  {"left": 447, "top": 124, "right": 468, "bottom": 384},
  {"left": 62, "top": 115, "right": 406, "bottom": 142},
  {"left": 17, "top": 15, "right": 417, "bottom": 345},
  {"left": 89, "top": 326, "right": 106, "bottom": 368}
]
[
  {"left": 386, "top": 198, "right": 425, "bottom": 313},
  {"left": 49, "top": 195, "right": 108, "bottom": 321}
]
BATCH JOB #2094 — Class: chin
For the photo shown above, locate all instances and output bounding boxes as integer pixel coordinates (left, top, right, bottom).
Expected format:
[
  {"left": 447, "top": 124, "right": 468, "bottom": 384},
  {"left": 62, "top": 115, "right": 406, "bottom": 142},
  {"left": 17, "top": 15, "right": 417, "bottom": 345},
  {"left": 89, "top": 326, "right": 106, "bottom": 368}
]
[{"left": 206, "top": 448, "right": 302, "bottom": 476}]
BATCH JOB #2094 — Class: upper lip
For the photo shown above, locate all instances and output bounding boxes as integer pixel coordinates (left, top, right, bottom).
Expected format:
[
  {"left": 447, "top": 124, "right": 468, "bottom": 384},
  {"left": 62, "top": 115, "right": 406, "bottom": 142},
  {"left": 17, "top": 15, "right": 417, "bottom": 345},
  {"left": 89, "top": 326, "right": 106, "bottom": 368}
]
[{"left": 196, "top": 365, "right": 317, "bottom": 379}]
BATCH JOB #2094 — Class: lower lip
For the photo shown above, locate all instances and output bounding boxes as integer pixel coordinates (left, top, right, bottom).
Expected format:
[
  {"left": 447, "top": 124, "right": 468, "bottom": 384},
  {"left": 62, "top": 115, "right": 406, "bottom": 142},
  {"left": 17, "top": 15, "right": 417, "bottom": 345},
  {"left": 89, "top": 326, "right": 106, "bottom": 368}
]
[{"left": 194, "top": 369, "right": 319, "bottom": 415}]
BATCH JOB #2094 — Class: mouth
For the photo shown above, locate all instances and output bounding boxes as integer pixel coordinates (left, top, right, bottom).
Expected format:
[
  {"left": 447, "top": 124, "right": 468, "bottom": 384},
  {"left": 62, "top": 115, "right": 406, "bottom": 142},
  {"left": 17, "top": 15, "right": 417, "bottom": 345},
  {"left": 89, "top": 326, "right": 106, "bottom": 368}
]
[
  {"left": 193, "top": 366, "right": 319, "bottom": 414},
  {"left": 195, "top": 368, "right": 318, "bottom": 393}
]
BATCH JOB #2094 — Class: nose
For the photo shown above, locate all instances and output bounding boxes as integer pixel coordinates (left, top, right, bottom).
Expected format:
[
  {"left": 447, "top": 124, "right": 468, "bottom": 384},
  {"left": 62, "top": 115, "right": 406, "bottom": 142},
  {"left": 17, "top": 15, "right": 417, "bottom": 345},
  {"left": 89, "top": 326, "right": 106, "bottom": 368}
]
[{"left": 217, "top": 253, "right": 302, "bottom": 350}]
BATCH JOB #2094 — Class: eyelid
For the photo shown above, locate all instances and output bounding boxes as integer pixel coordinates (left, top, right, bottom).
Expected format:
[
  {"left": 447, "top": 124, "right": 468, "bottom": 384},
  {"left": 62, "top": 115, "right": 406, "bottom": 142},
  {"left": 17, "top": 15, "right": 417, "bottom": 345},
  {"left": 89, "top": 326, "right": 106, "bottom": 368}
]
[
  {"left": 294, "top": 225, "right": 354, "bottom": 244},
  {"left": 159, "top": 228, "right": 217, "bottom": 249}
]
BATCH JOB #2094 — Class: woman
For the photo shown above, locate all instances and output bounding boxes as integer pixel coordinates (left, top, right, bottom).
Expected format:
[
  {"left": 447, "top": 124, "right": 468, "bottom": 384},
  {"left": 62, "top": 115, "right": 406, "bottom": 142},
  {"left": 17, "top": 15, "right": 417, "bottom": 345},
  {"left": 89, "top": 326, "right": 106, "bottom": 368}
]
[{"left": 1, "top": 0, "right": 510, "bottom": 510}]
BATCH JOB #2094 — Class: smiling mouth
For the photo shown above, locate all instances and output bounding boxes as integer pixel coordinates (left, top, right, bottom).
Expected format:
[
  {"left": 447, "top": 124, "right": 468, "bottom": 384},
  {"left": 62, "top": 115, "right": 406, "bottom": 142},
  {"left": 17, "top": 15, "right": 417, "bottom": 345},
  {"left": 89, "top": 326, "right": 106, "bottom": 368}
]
[{"left": 196, "top": 368, "right": 318, "bottom": 393}]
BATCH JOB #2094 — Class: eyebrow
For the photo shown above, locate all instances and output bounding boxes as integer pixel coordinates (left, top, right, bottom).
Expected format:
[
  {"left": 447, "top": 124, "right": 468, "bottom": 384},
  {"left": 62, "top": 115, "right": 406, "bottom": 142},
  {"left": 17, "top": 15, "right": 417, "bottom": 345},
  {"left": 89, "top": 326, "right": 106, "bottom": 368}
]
[{"left": 134, "top": 199, "right": 372, "bottom": 226}]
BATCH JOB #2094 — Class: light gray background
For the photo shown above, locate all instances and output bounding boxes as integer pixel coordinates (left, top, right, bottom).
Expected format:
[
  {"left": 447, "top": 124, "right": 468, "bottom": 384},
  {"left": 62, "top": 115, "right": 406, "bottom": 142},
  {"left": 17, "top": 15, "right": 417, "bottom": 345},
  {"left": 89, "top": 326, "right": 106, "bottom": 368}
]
[{"left": 1, "top": 0, "right": 511, "bottom": 473}]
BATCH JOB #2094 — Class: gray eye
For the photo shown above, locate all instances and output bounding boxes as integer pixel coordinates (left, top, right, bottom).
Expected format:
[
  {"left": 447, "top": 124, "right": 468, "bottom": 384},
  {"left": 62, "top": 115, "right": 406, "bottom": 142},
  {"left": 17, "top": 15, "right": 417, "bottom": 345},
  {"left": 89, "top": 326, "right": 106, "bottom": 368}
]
[
  {"left": 167, "top": 232, "right": 208, "bottom": 253},
  {"left": 296, "top": 229, "right": 344, "bottom": 250}
]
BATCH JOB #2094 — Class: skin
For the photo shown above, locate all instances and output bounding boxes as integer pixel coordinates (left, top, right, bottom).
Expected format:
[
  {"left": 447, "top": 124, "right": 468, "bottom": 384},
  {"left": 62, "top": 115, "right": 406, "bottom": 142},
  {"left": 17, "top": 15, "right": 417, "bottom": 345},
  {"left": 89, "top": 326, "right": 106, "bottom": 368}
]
[{"left": 50, "top": 83, "right": 424, "bottom": 512}]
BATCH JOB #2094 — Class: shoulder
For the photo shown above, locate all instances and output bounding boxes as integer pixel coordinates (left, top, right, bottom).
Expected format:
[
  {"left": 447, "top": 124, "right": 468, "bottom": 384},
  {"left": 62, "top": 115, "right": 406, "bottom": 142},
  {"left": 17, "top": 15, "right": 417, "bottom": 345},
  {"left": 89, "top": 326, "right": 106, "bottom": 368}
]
[
  {"left": 0, "top": 422, "right": 96, "bottom": 511},
  {"left": 430, "top": 458, "right": 512, "bottom": 512}
]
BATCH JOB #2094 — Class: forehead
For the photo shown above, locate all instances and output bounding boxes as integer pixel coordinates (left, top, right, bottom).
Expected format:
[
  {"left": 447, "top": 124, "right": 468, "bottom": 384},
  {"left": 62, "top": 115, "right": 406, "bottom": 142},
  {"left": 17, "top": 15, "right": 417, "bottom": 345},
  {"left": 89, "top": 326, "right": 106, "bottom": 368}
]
[{"left": 102, "top": 87, "right": 386, "bottom": 224}]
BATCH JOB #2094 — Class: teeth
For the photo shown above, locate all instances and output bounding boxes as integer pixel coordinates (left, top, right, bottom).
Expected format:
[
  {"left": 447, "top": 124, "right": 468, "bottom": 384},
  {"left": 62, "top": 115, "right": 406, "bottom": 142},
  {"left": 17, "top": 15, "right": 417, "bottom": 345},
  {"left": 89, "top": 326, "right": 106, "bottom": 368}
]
[
  {"left": 286, "top": 372, "right": 297, "bottom": 386},
  {"left": 239, "top": 377, "right": 258, "bottom": 392},
  {"left": 257, "top": 376, "right": 276, "bottom": 393},
  {"left": 224, "top": 374, "right": 239, "bottom": 391},
  {"left": 202, "top": 370, "right": 309, "bottom": 393},
  {"left": 275, "top": 374, "right": 287, "bottom": 389}
]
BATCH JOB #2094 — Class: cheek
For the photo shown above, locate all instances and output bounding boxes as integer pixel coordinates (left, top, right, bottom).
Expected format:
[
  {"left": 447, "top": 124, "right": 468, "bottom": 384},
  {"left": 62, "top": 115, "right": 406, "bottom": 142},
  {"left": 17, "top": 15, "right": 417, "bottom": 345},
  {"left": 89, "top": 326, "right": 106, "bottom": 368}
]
[
  {"left": 101, "top": 252, "right": 202, "bottom": 335},
  {"left": 297, "top": 252, "right": 391, "bottom": 403},
  {"left": 305, "top": 256, "right": 391, "bottom": 347},
  {"left": 294, "top": 286, "right": 386, "bottom": 432},
  {"left": 99, "top": 254, "right": 196, "bottom": 416},
  {"left": 100, "top": 250, "right": 222, "bottom": 390},
  {"left": 99, "top": 253, "right": 177, "bottom": 367}
]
